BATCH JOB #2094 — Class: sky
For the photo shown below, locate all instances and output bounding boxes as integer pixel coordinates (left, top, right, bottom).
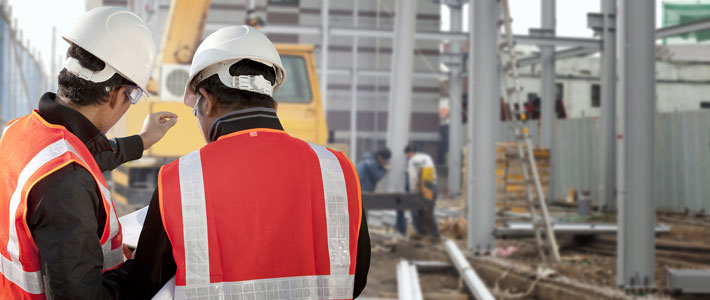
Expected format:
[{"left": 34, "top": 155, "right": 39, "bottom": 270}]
[{"left": 2, "top": 0, "right": 698, "bottom": 78}]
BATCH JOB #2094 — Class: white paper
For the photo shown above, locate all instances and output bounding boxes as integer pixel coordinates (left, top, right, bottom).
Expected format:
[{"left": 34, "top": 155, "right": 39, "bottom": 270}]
[
  {"left": 151, "top": 276, "right": 175, "bottom": 300},
  {"left": 118, "top": 206, "right": 148, "bottom": 248}
]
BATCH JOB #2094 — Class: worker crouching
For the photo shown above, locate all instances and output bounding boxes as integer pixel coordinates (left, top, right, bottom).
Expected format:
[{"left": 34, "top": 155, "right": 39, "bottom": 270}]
[{"left": 128, "top": 25, "right": 370, "bottom": 300}]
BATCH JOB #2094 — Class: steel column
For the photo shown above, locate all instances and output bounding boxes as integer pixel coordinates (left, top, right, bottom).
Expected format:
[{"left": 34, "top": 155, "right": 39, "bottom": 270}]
[
  {"left": 541, "top": 0, "right": 556, "bottom": 203},
  {"left": 349, "top": 1, "right": 359, "bottom": 163},
  {"left": 447, "top": 1, "right": 464, "bottom": 196},
  {"left": 617, "top": 0, "right": 656, "bottom": 289},
  {"left": 320, "top": 0, "right": 329, "bottom": 112},
  {"left": 467, "top": 0, "right": 498, "bottom": 252},
  {"left": 599, "top": 0, "right": 617, "bottom": 211},
  {"left": 386, "top": 0, "right": 417, "bottom": 192}
]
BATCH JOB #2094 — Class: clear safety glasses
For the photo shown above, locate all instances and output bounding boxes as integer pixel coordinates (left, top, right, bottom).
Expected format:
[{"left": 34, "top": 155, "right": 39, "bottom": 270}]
[{"left": 124, "top": 85, "right": 143, "bottom": 104}]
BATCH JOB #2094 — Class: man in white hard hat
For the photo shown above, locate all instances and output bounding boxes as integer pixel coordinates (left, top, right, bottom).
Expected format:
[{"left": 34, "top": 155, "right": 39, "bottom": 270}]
[
  {"left": 0, "top": 7, "right": 176, "bottom": 299},
  {"left": 128, "top": 25, "right": 370, "bottom": 299}
]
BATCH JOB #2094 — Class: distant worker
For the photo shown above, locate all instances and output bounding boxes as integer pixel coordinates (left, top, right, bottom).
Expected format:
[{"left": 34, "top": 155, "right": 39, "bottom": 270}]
[
  {"left": 396, "top": 144, "right": 440, "bottom": 240},
  {"left": 0, "top": 7, "right": 176, "bottom": 299},
  {"left": 128, "top": 25, "right": 370, "bottom": 299},
  {"left": 357, "top": 148, "right": 392, "bottom": 192}
]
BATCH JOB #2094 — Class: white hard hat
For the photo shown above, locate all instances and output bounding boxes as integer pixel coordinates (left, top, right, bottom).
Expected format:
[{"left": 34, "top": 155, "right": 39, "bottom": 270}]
[
  {"left": 62, "top": 7, "right": 156, "bottom": 95},
  {"left": 184, "top": 25, "right": 286, "bottom": 107}
]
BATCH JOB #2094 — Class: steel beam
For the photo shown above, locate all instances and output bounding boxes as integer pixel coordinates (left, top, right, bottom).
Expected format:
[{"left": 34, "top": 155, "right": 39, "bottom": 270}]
[
  {"left": 320, "top": 0, "right": 329, "bottom": 112},
  {"left": 349, "top": 1, "right": 359, "bottom": 164},
  {"left": 599, "top": 0, "right": 617, "bottom": 211},
  {"left": 386, "top": 0, "right": 417, "bottom": 193},
  {"left": 467, "top": 0, "right": 498, "bottom": 252},
  {"left": 326, "top": 68, "right": 447, "bottom": 79},
  {"left": 540, "top": 0, "right": 556, "bottom": 205},
  {"left": 667, "top": 269, "right": 710, "bottom": 294},
  {"left": 517, "top": 46, "right": 600, "bottom": 68},
  {"left": 495, "top": 221, "right": 670, "bottom": 237},
  {"left": 397, "top": 261, "right": 414, "bottom": 300},
  {"left": 361, "top": 193, "right": 427, "bottom": 210},
  {"left": 656, "top": 18, "right": 710, "bottom": 40},
  {"left": 447, "top": 0, "right": 464, "bottom": 196},
  {"left": 444, "top": 240, "right": 495, "bottom": 300},
  {"left": 617, "top": 0, "right": 656, "bottom": 290}
]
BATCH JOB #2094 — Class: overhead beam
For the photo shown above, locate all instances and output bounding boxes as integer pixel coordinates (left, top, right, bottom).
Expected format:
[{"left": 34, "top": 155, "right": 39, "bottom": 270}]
[
  {"left": 206, "top": 23, "right": 602, "bottom": 47},
  {"left": 656, "top": 18, "right": 710, "bottom": 40}
]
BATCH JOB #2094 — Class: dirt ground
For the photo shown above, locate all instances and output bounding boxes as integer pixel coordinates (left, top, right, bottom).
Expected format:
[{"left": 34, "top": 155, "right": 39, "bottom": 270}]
[{"left": 359, "top": 196, "right": 710, "bottom": 299}]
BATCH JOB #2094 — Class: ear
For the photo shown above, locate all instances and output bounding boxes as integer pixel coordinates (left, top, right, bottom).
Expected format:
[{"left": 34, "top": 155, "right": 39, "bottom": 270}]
[
  {"left": 108, "top": 86, "right": 127, "bottom": 109},
  {"left": 199, "top": 88, "right": 217, "bottom": 117}
]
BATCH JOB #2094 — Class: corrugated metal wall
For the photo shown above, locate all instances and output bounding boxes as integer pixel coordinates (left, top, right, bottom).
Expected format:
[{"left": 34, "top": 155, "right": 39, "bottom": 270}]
[
  {"left": 497, "top": 111, "right": 710, "bottom": 212},
  {"left": 0, "top": 4, "right": 47, "bottom": 128}
]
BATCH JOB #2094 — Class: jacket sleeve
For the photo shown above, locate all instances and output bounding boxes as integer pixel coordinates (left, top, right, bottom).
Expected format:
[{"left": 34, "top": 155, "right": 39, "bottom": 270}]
[
  {"left": 26, "top": 163, "right": 133, "bottom": 300},
  {"left": 94, "top": 135, "right": 144, "bottom": 172},
  {"left": 353, "top": 208, "right": 371, "bottom": 298},
  {"left": 366, "top": 160, "right": 388, "bottom": 183},
  {"left": 127, "top": 189, "right": 176, "bottom": 300}
]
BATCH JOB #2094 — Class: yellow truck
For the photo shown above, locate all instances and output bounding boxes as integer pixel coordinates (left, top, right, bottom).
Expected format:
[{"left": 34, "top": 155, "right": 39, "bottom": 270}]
[{"left": 108, "top": 0, "right": 328, "bottom": 206}]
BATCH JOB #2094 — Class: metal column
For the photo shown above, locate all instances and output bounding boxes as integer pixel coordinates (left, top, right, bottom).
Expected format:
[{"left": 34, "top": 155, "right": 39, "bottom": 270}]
[
  {"left": 447, "top": 1, "right": 464, "bottom": 196},
  {"left": 599, "top": 0, "right": 617, "bottom": 211},
  {"left": 467, "top": 0, "right": 498, "bottom": 252},
  {"left": 540, "top": 0, "right": 556, "bottom": 202},
  {"left": 386, "top": 0, "right": 417, "bottom": 192},
  {"left": 320, "top": 0, "right": 329, "bottom": 112},
  {"left": 349, "top": 1, "right": 359, "bottom": 164},
  {"left": 616, "top": 0, "right": 656, "bottom": 289}
]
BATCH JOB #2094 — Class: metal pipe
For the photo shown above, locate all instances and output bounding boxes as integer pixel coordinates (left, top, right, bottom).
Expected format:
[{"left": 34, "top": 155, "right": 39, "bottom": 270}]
[
  {"left": 468, "top": 0, "right": 498, "bottom": 252},
  {"left": 540, "top": 0, "right": 556, "bottom": 203},
  {"left": 447, "top": 0, "right": 464, "bottom": 195},
  {"left": 409, "top": 264, "right": 424, "bottom": 300},
  {"left": 349, "top": 0, "right": 359, "bottom": 163},
  {"left": 617, "top": 0, "right": 656, "bottom": 290},
  {"left": 320, "top": 0, "right": 329, "bottom": 112},
  {"left": 444, "top": 240, "right": 495, "bottom": 300},
  {"left": 397, "top": 260, "right": 413, "bottom": 300},
  {"left": 386, "top": 0, "right": 417, "bottom": 192},
  {"left": 599, "top": 0, "right": 617, "bottom": 211}
]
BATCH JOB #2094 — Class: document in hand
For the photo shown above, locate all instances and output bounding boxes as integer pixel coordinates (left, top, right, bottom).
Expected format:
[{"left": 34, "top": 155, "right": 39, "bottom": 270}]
[{"left": 118, "top": 206, "right": 148, "bottom": 248}]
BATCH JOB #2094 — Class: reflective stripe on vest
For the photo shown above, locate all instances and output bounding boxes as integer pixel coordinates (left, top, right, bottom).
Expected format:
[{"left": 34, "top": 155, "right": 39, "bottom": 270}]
[
  {"left": 171, "top": 143, "right": 355, "bottom": 300},
  {"left": 1, "top": 113, "right": 123, "bottom": 296}
]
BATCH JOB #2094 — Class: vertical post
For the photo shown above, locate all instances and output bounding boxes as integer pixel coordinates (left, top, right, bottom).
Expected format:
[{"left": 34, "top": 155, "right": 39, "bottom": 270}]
[
  {"left": 50, "top": 26, "right": 56, "bottom": 91},
  {"left": 386, "top": 0, "right": 417, "bottom": 192},
  {"left": 247, "top": 0, "right": 256, "bottom": 21},
  {"left": 349, "top": 0, "right": 359, "bottom": 164},
  {"left": 540, "top": 0, "right": 556, "bottom": 202},
  {"left": 320, "top": 0, "right": 329, "bottom": 112},
  {"left": 599, "top": 0, "right": 617, "bottom": 211},
  {"left": 617, "top": 0, "right": 655, "bottom": 290},
  {"left": 467, "top": 0, "right": 498, "bottom": 252},
  {"left": 447, "top": 1, "right": 464, "bottom": 196}
]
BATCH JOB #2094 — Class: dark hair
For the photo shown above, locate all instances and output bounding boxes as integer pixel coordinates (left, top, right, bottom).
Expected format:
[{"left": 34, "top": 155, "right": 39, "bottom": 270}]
[
  {"left": 195, "top": 59, "right": 276, "bottom": 111},
  {"left": 404, "top": 144, "right": 419, "bottom": 154},
  {"left": 375, "top": 148, "right": 391, "bottom": 160},
  {"left": 57, "top": 44, "right": 134, "bottom": 106}
]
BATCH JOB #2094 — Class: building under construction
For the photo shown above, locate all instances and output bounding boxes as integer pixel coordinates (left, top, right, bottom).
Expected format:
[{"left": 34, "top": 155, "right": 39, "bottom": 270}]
[{"left": 2, "top": 0, "right": 710, "bottom": 299}]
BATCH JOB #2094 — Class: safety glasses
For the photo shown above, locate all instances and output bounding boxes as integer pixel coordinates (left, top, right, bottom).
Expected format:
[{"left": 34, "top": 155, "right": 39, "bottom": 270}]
[
  {"left": 192, "top": 93, "right": 203, "bottom": 117},
  {"left": 124, "top": 85, "right": 143, "bottom": 104}
]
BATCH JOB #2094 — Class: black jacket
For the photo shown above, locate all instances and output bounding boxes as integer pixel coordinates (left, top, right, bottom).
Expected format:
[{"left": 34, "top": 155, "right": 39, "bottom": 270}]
[
  {"left": 128, "top": 108, "right": 371, "bottom": 299},
  {"left": 24, "top": 93, "right": 144, "bottom": 300}
]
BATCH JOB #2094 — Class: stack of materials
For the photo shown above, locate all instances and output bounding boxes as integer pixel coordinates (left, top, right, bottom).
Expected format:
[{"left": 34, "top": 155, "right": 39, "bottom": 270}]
[{"left": 495, "top": 142, "right": 550, "bottom": 206}]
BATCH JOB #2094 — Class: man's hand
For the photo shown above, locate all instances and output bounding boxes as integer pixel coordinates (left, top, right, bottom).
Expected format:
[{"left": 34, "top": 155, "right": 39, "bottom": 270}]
[{"left": 139, "top": 112, "right": 178, "bottom": 150}]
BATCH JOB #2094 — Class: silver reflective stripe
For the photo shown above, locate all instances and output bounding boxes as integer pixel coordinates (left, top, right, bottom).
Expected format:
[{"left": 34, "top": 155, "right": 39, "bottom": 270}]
[
  {"left": 174, "top": 274, "right": 355, "bottom": 300},
  {"left": 177, "top": 150, "right": 210, "bottom": 285},
  {"left": 7, "top": 139, "right": 72, "bottom": 262},
  {"left": 308, "top": 143, "right": 351, "bottom": 275},
  {"left": 0, "top": 252, "right": 43, "bottom": 294},
  {"left": 1, "top": 119, "right": 19, "bottom": 138}
]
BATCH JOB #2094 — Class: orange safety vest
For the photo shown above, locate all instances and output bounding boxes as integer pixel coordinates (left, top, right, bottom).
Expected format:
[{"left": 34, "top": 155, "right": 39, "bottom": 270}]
[
  {"left": 159, "top": 129, "right": 362, "bottom": 300},
  {"left": 0, "top": 112, "right": 123, "bottom": 299}
]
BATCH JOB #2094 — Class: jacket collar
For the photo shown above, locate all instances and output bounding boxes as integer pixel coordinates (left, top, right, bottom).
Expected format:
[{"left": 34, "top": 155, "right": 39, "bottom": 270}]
[
  {"left": 37, "top": 92, "right": 114, "bottom": 155},
  {"left": 208, "top": 107, "right": 284, "bottom": 142}
]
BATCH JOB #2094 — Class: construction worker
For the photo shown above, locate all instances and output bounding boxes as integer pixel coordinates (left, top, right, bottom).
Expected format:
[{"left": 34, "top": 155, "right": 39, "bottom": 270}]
[
  {"left": 0, "top": 7, "right": 176, "bottom": 299},
  {"left": 128, "top": 25, "right": 370, "bottom": 299},
  {"left": 396, "top": 145, "right": 440, "bottom": 239},
  {"left": 356, "top": 148, "right": 391, "bottom": 193}
]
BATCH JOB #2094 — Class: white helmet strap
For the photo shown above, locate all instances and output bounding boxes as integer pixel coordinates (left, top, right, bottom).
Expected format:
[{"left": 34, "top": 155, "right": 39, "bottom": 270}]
[
  {"left": 63, "top": 57, "right": 118, "bottom": 83},
  {"left": 196, "top": 60, "right": 274, "bottom": 97}
]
